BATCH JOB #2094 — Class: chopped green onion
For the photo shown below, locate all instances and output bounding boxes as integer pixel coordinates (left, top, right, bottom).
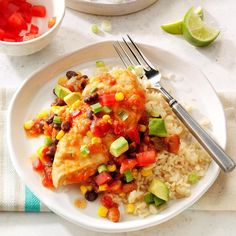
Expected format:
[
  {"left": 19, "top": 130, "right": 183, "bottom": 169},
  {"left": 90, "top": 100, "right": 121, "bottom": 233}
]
[
  {"left": 98, "top": 164, "right": 108, "bottom": 173},
  {"left": 144, "top": 192, "right": 155, "bottom": 204},
  {"left": 91, "top": 87, "right": 98, "bottom": 93},
  {"left": 188, "top": 173, "right": 199, "bottom": 184},
  {"left": 44, "top": 136, "right": 52, "bottom": 146},
  {"left": 91, "top": 24, "right": 99, "bottom": 34},
  {"left": 148, "top": 118, "right": 167, "bottom": 137},
  {"left": 118, "top": 111, "right": 129, "bottom": 121},
  {"left": 80, "top": 145, "right": 90, "bottom": 156},
  {"left": 101, "top": 20, "right": 112, "bottom": 32},
  {"left": 124, "top": 170, "right": 133, "bottom": 183},
  {"left": 90, "top": 102, "right": 103, "bottom": 114},
  {"left": 154, "top": 196, "right": 166, "bottom": 207},
  {"left": 103, "top": 106, "right": 112, "bottom": 113},
  {"left": 109, "top": 137, "right": 129, "bottom": 157},
  {"left": 53, "top": 116, "right": 61, "bottom": 124},
  {"left": 127, "top": 65, "right": 135, "bottom": 71},
  {"left": 96, "top": 61, "right": 105, "bottom": 68}
]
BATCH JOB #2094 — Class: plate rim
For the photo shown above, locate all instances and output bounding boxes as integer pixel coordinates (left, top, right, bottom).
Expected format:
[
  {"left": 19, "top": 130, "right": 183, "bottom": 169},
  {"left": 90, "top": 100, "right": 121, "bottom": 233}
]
[{"left": 7, "top": 40, "right": 225, "bottom": 232}]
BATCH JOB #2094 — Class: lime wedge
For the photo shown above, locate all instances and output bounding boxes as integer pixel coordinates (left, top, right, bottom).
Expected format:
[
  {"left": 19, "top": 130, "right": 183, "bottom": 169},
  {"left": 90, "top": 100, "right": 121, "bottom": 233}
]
[
  {"left": 161, "top": 19, "right": 183, "bottom": 35},
  {"left": 161, "top": 6, "right": 203, "bottom": 35},
  {"left": 182, "top": 7, "right": 220, "bottom": 47}
]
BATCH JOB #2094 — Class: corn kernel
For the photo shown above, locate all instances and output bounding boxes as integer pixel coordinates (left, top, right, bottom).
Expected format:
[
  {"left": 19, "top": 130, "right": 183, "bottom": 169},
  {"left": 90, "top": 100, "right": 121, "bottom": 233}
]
[
  {"left": 141, "top": 168, "right": 153, "bottom": 177},
  {"left": 115, "top": 92, "right": 125, "bottom": 101},
  {"left": 142, "top": 163, "right": 155, "bottom": 171},
  {"left": 125, "top": 204, "right": 135, "bottom": 214},
  {"left": 138, "top": 124, "right": 147, "bottom": 132},
  {"left": 97, "top": 206, "right": 108, "bottom": 217},
  {"left": 86, "top": 131, "right": 93, "bottom": 138},
  {"left": 56, "top": 130, "right": 65, "bottom": 140},
  {"left": 132, "top": 169, "right": 138, "bottom": 179},
  {"left": 87, "top": 185, "right": 93, "bottom": 191},
  {"left": 98, "top": 184, "right": 108, "bottom": 192},
  {"left": 80, "top": 185, "right": 88, "bottom": 195},
  {"left": 24, "top": 120, "right": 34, "bottom": 130},
  {"left": 37, "top": 110, "right": 49, "bottom": 119},
  {"left": 91, "top": 137, "right": 102, "bottom": 144},
  {"left": 71, "top": 100, "right": 81, "bottom": 109},
  {"left": 58, "top": 77, "right": 68, "bottom": 85},
  {"left": 102, "top": 114, "right": 111, "bottom": 122},
  {"left": 107, "top": 164, "right": 116, "bottom": 172},
  {"left": 51, "top": 106, "right": 61, "bottom": 113}
]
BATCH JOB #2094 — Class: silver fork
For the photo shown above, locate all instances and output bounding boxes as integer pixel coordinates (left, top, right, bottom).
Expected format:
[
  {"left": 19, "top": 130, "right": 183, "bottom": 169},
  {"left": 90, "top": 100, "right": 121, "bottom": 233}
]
[{"left": 113, "top": 35, "right": 235, "bottom": 172}]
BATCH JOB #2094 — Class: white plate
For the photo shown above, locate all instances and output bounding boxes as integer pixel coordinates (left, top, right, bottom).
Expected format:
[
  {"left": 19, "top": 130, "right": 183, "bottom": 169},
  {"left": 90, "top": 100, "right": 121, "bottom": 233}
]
[
  {"left": 7, "top": 41, "right": 226, "bottom": 232},
  {"left": 66, "top": 0, "right": 158, "bottom": 16}
]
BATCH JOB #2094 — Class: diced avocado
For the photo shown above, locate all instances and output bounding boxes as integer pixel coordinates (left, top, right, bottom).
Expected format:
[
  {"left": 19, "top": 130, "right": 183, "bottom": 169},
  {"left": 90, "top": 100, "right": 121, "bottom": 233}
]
[
  {"left": 98, "top": 164, "right": 108, "bottom": 174},
  {"left": 154, "top": 196, "right": 166, "bottom": 207},
  {"left": 148, "top": 178, "right": 169, "bottom": 201},
  {"left": 64, "top": 92, "right": 81, "bottom": 106},
  {"left": 144, "top": 192, "right": 155, "bottom": 204},
  {"left": 149, "top": 118, "right": 168, "bottom": 137},
  {"left": 109, "top": 137, "right": 129, "bottom": 157},
  {"left": 54, "top": 84, "right": 71, "bottom": 99}
]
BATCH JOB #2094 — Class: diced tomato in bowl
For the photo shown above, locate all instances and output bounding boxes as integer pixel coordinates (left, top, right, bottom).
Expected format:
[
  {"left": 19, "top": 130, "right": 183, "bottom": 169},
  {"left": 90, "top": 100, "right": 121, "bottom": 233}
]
[{"left": 0, "top": 0, "right": 65, "bottom": 56}]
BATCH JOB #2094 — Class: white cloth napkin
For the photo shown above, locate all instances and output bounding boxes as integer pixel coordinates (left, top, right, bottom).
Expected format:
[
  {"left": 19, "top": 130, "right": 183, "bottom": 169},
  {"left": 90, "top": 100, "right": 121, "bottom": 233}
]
[{"left": 0, "top": 88, "right": 235, "bottom": 211}]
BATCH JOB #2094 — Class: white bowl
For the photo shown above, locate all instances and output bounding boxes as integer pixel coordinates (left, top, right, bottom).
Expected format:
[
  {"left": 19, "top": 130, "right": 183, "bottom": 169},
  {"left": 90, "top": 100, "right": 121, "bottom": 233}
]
[
  {"left": 66, "top": 0, "right": 158, "bottom": 16},
  {"left": 0, "top": 0, "right": 65, "bottom": 56}
]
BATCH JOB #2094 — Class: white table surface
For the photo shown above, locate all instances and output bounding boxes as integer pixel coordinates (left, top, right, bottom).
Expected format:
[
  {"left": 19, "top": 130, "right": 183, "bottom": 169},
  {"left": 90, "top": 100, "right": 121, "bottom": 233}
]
[{"left": 1, "top": 0, "right": 236, "bottom": 235}]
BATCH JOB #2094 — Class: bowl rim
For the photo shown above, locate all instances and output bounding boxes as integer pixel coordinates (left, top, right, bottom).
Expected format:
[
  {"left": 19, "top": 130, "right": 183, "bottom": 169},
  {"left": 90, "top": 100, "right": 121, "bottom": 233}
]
[{"left": 0, "top": 0, "right": 66, "bottom": 46}]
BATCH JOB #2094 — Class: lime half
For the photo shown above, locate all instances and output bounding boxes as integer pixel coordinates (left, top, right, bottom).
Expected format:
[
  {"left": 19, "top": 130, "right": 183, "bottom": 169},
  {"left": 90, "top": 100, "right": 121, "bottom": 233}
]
[
  {"left": 161, "top": 6, "right": 203, "bottom": 35},
  {"left": 182, "top": 7, "right": 220, "bottom": 47}
]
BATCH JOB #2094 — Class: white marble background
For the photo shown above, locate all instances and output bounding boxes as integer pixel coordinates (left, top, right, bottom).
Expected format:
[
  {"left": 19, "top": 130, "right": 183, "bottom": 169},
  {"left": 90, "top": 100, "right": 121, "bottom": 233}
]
[{"left": 1, "top": 0, "right": 236, "bottom": 235}]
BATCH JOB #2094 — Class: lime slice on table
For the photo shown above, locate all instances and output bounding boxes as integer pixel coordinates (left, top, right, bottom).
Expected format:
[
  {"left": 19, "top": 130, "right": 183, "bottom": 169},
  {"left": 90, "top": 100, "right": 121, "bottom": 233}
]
[
  {"left": 182, "top": 7, "right": 220, "bottom": 47},
  {"left": 161, "top": 6, "right": 203, "bottom": 35}
]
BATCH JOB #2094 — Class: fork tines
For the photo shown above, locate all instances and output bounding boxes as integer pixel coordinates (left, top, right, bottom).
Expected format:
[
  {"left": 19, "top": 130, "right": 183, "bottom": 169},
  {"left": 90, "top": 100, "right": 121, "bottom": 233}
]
[{"left": 113, "top": 35, "right": 155, "bottom": 71}]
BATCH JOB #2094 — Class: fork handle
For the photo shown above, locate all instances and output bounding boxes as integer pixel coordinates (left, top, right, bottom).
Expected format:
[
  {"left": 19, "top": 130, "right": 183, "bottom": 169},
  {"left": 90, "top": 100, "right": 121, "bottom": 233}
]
[{"left": 158, "top": 86, "right": 236, "bottom": 172}]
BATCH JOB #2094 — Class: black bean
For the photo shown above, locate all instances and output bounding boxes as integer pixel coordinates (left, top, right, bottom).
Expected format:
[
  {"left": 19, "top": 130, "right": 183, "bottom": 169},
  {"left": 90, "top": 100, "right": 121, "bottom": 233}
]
[
  {"left": 110, "top": 171, "right": 118, "bottom": 179},
  {"left": 85, "top": 190, "right": 98, "bottom": 202},
  {"left": 52, "top": 98, "right": 66, "bottom": 106},
  {"left": 86, "top": 110, "right": 94, "bottom": 120},
  {"left": 79, "top": 78, "right": 88, "bottom": 89},
  {"left": 84, "top": 93, "right": 99, "bottom": 104},
  {"left": 128, "top": 142, "right": 137, "bottom": 153},
  {"left": 61, "top": 121, "right": 71, "bottom": 132},
  {"left": 53, "top": 123, "right": 61, "bottom": 130},
  {"left": 66, "top": 71, "right": 78, "bottom": 79},
  {"left": 45, "top": 114, "right": 54, "bottom": 124},
  {"left": 52, "top": 138, "right": 59, "bottom": 145},
  {"left": 46, "top": 145, "right": 56, "bottom": 158}
]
